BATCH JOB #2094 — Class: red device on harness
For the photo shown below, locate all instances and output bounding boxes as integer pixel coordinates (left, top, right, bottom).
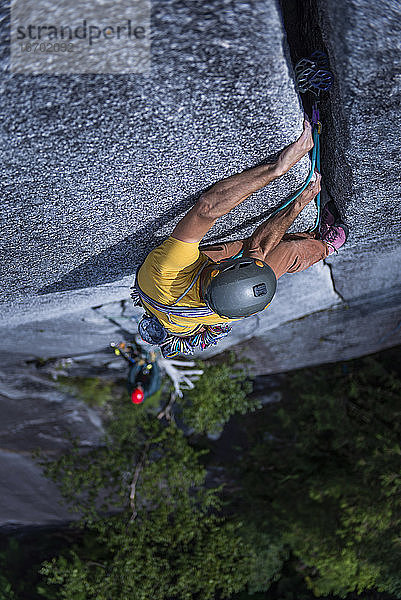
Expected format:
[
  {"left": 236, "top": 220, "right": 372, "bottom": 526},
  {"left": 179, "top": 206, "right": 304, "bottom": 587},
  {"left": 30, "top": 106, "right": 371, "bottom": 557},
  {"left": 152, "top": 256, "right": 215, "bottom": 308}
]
[{"left": 131, "top": 386, "right": 145, "bottom": 404}]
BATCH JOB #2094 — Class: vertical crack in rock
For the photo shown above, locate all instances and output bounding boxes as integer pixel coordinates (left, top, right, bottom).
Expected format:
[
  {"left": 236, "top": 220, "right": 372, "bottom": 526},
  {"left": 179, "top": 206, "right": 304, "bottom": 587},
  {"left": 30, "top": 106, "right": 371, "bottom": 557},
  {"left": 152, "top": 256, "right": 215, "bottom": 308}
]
[
  {"left": 279, "top": 0, "right": 351, "bottom": 305},
  {"left": 279, "top": 0, "right": 356, "bottom": 214},
  {"left": 323, "top": 259, "right": 347, "bottom": 304}
]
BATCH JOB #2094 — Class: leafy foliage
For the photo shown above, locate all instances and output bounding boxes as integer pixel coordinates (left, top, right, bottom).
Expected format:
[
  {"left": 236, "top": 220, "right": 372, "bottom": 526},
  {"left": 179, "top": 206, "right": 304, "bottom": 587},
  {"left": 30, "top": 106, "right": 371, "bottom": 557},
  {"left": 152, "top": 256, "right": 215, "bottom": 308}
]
[
  {"left": 58, "top": 376, "right": 114, "bottom": 407},
  {"left": 237, "top": 525, "right": 289, "bottom": 594},
  {"left": 0, "top": 570, "right": 15, "bottom": 600},
  {"left": 38, "top": 358, "right": 255, "bottom": 599},
  {"left": 180, "top": 353, "right": 257, "bottom": 435},
  {"left": 0, "top": 531, "right": 72, "bottom": 600},
  {"left": 5, "top": 349, "right": 401, "bottom": 599},
  {"left": 237, "top": 353, "right": 401, "bottom": 597}
]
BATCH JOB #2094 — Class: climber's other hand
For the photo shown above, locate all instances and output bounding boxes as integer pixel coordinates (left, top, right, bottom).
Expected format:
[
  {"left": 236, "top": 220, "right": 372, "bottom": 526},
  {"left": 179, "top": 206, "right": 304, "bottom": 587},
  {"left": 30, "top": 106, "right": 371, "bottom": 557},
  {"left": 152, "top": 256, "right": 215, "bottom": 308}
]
[{"left": 297, "top": 173, "right": 321, "bottom": 208}]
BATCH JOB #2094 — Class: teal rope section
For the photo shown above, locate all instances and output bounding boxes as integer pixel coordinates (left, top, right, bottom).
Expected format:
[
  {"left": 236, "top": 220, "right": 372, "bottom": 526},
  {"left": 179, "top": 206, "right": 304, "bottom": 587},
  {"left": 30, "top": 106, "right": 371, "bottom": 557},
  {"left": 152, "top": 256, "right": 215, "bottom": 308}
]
[
  {"left": 312, "top": 127, "right": 321, "bottom": 232},
  {"left": 269, "top": 125, "right": 321, "bottom": 232}
]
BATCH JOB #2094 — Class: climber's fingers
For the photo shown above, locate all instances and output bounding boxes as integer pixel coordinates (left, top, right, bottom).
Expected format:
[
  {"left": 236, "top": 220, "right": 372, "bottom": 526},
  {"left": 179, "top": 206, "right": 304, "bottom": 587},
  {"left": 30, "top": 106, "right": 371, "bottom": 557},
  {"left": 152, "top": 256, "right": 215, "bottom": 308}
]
[
  {"left": 307, "top": 172, "right": 322, "bottom": 195},
  {"left": 298, "top": 119, "right": 313, "bottom": 150}
]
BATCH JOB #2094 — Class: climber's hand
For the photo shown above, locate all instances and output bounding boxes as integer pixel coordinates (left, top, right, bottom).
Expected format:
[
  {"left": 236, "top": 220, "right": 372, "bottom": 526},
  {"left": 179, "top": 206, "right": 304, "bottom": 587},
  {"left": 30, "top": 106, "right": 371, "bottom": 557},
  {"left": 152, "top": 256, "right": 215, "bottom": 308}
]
[
  {"left": 275, "top": 119, "right": 314, "bottom": 176},
  {"left": 296, "top": 172, "right": 321, "bottom": 209}
]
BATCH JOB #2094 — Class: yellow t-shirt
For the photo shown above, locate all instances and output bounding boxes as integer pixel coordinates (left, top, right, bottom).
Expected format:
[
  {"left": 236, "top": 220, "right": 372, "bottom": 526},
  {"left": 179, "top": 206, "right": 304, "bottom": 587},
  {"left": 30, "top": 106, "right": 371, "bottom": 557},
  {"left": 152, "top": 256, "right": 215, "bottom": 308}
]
[{"left": 137, "top": 236, "right": 236, "bottom": 334}]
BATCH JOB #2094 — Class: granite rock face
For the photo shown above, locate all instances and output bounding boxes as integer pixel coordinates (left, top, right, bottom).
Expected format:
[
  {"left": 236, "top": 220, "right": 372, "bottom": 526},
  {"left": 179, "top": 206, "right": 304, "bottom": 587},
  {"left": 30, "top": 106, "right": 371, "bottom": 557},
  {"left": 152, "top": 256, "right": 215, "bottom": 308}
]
[
  {"left": 0, "top": 357, "right": 107, "bottom": 527},
  {"left": 0, "top": 451, "right": 77, "bottom": 527},
  {"left": 0, "top": 0, "right": 313, "bottom": 325},
  {"left": 313, "top": 0, "right": 401, "bottom": 296},
  {"left": 0, "top": 0, "right": 323, "bottom": 527}
]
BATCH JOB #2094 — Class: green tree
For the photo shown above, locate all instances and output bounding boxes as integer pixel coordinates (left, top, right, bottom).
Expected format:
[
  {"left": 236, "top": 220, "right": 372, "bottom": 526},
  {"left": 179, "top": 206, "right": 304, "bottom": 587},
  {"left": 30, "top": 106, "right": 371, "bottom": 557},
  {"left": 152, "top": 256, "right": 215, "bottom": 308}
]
[
  {"left": 237, "top": 353, "right": 401, "bottom": 597},
  {"left": 180, "top": 353, "right": 257, "bottom": 436},
  {"left": 58, "top": 375, "right": 114, "bottom": 407},
  {"left": 0, "top": 569, "right": 15, "bottom": 600},
  {"left": 38, "top": 358, "right": 256, "bottom": 600}
]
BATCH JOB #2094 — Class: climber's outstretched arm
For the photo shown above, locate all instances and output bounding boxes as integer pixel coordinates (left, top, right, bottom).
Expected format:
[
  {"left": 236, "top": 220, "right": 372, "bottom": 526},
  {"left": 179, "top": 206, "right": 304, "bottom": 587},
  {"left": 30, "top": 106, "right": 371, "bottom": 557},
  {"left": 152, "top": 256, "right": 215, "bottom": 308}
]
[
  {"left": 171, "top": 162, "right": 279, "bottom": 244},
  {"left": 172, "top": 119, "right": 313, "bottom": 244},
  {"left": 244, "top": 174, "right": 321, "bottom": 260}
]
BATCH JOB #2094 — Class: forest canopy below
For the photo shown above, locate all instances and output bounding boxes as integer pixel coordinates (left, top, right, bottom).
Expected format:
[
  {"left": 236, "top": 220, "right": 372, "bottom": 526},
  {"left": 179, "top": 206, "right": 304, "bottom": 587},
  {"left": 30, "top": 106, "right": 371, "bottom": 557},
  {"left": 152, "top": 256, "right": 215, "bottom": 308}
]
[{"left": 1, "top": 346, "right": 401, "bottom": 600}]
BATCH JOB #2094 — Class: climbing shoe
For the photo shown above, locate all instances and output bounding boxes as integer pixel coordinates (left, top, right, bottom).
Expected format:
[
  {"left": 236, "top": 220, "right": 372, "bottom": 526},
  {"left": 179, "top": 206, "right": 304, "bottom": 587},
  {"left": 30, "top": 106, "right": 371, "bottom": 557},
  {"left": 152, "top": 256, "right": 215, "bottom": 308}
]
[
  {"left": 319, "top": 200, "right": 342, "bottom": 237},
  {"left": 321, "top": 222, "right": 349, "bottom": 255}
]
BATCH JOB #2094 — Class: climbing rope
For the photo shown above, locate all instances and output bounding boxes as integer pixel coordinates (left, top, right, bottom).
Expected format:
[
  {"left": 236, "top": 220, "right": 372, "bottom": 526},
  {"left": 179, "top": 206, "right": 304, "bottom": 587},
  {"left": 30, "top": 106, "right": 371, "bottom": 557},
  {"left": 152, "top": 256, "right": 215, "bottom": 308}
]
[
  {"left": 269, "top": 115, "right": 321, "bottom": 231},
  {"left": 270, "top": 51, "right": 333, "bottom": 232}
]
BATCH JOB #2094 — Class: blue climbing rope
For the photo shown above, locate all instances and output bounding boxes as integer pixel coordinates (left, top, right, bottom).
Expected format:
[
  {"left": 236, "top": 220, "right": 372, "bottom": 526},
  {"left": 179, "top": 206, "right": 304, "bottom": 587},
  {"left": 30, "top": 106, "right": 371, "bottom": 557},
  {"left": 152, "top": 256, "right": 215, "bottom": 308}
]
[{"left": 269, "top": 117, "right": 321, "bottom": 231}]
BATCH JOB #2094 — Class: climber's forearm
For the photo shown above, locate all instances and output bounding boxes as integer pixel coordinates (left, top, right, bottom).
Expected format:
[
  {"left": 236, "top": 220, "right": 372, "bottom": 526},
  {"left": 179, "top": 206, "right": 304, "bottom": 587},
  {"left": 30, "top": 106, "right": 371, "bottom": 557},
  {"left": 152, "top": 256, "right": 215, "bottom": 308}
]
[
  {"left": 247, "top": 176, "right": 321, "bottom": 257},
  {"left": 200, "top": 118, "right": 314, "bottom": 221},
  {"left": 248, "top": 201, "right": 301, "bottom": 255},
  {"left": 198, "top": 162, "right": 280, "bottom": 220},
  {"left": 171, "top": 162, "right": 281, "bottom": 243},
  {"left": 171, "top": 122, "right": 314, "bottom": 244}
]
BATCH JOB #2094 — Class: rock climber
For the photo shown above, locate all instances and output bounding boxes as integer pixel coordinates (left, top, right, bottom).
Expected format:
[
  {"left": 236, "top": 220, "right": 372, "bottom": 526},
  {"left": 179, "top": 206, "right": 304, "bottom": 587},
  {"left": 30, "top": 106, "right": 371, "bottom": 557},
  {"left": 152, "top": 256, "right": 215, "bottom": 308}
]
[
  {"left": 133, "top": 119, "right": 348, "bottom": 358},
  {"left": 111, "top": 342, "right": 161, "bottom": 404},
  {"left": 128, "top": 353, "right": 161, "bottom": 404}
]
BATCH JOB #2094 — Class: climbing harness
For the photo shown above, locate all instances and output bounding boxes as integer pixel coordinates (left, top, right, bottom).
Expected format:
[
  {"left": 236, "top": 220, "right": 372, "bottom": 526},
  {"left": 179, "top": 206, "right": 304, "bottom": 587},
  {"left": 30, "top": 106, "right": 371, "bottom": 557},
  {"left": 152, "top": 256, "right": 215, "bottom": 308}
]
[
  {"left": 135, "top": 311, "right": 231, "bottom": 358},
  {"left": 269, "top": 51, "right": 334, "bottom": 232},
  {"left": 131, "top": 263, "right": 232, "bottom": 357},
  {"left": 111, "top": 342, "right": 161, "bottom": 402},
  {"left": 134, "top": 304, "right": 232, "bottom": 358}
]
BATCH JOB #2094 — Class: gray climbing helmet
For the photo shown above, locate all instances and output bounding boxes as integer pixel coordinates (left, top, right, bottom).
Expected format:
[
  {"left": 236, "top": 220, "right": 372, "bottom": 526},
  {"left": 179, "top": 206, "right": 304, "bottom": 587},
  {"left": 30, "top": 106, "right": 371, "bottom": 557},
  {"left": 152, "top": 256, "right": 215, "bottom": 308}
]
[{"left": 201, "top": 257, "right": 277, "bottom": 318}]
